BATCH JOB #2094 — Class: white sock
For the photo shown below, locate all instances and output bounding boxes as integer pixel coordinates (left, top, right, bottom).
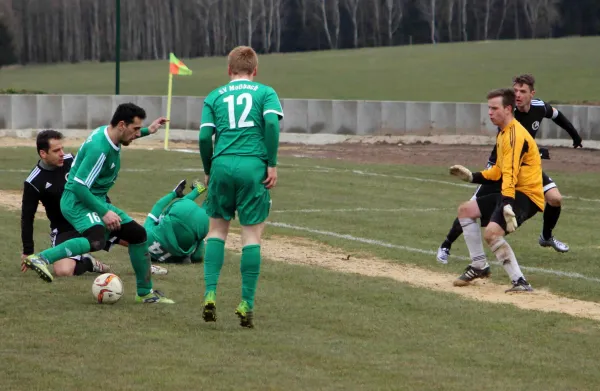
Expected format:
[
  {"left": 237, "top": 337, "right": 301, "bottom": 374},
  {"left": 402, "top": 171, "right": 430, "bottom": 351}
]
[
  {"left": 490, "top": 238, "right": 524, "bottom": 282},
  {"left": 459, "top": 218, "right": 487, "bottom": 269}
]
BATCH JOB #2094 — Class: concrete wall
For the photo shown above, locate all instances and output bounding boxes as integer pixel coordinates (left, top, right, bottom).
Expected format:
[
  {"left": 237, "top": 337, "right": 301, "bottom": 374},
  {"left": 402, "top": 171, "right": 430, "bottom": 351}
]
[{"left": 1, "top": 94, "right": 599, "bottom": 141}]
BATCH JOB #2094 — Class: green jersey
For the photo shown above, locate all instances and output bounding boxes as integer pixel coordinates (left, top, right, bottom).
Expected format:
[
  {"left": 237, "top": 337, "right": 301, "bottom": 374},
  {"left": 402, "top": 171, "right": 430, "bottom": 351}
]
[
  {"left": 200, "top": 79, "right": 283, "bottom": 161},
  {"left": 66, "top": 126, "right": 121, "bottom": 198}
]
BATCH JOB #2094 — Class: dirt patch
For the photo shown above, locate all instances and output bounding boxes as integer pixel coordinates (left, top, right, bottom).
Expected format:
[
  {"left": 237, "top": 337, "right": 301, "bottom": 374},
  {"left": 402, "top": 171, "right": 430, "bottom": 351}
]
[{"left": 5, "top": 188, "right": 600, "bottom": 322}]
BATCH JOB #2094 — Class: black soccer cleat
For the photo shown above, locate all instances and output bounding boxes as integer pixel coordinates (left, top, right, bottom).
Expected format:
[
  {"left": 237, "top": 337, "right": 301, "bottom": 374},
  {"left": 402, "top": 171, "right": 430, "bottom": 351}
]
[
  {"left": 505, "top": 277, "right": 534, "bottom": 293},
  {"left": 454, "top": 264, "right": 491, "bottom": 287},
  {"left": 173, "top": 179, "right": 187, "bottom": 198}
]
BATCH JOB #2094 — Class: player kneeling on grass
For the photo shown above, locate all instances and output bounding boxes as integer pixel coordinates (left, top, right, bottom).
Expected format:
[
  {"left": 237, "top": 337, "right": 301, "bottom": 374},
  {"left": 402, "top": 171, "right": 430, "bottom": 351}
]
[
  {"left": 22, "top": 103, "right": 175, "bottom": 304},
  {"left": 21, "top": 130, "right": 111, "bottom": 277},
  {"left": 449, "top": 88, "right": 545, "bottom": 293},
  {"left": 199, "top": 46, "right": 283, "bottom": 328},
  {"left": 113, "top": 180, "right": 208, "bottom": 270}
]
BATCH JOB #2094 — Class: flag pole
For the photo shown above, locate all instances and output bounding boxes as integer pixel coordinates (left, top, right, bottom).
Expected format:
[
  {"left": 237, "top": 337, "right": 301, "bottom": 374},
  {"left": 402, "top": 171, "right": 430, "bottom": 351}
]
[{"left": 164, "top": 72, "right": 174, "bottom": 151}]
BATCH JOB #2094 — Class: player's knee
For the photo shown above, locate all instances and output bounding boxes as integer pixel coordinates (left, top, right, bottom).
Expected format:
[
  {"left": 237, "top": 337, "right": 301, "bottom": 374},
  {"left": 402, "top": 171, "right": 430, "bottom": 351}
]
[
  {"left": 53, "top": 259, "right": 75, "bottom": 276},
  {"left": 118, "top": 222, "right": 147, "bottom": 245},
  {"left": 545, "top": 189, "right": 562, "bottom": 207},
  {"left": 457, "top": 201, "right": 474, "bottom": 219},
  {"left": 83, "top": 225, "right": 107, "bottom": 252},
  {"left": 483, "top": 225, "right": 503, "bottom": 246}
]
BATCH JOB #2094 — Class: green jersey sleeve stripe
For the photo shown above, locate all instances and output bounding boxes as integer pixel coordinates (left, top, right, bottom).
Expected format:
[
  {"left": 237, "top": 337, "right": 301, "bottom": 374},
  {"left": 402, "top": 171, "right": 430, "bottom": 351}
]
[
  {"left": 263, "top": 109, "right": 284, "bottom": 118},
  {"left": 73, "top": 177, "right": 88, "bottom": 187},
  {"left": 84, "top": 153, "right": 106, "bottom": 187},
  {"left": 200, "top": 123, "right": 216, "bottom": 128},
  {"left": 147, "top": 213, "right": 159, "bottom": 222}
]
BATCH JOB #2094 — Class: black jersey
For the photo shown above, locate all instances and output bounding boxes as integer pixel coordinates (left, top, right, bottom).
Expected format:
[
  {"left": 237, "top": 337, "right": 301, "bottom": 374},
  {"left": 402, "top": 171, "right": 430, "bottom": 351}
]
[
  {"left": 487, "top": 99, "right": 555, "bottom": 165},
  {"left": 21, "top": 154, "right": 75, "bottom": 255}
]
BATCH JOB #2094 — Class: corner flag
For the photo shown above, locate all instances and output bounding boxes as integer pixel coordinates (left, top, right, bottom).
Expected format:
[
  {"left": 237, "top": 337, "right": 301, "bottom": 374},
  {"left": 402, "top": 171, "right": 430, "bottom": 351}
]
[{"left": 165, "top": 53, "right": 193, "bottom": 150}]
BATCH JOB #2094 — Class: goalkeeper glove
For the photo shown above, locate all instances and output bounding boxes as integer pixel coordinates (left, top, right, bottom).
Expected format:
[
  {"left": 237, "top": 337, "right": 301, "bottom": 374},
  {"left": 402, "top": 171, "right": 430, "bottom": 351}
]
[
  {"left": 539, "top": 148, "right": 550, "bottom": 160},
  {"left": 503, "top": 204, "right": 518, "bottom": 233},
  {"left": 449, "top": 165, "right": 473, "bottom": 182},
  {"left": 191, "top": 179, "right": 207, "bottom": 194}
]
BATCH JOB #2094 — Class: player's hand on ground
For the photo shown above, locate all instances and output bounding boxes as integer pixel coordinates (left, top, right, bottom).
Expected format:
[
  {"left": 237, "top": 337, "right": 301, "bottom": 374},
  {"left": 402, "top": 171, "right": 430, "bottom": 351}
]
[
  {"left": 103, "top": 210, "right": 122, "bottom": 231},
  {"left": 174, "top": 179, "right": 187, "bottom": 197},
  {"left": 148, "top": 117, "right": 169, "bottom": 134},
  {"left": 503, "top": 204, "right": 518, "bottom": 233},
  {"left": 573, "top": 136, "right": 583, "bottom": 148},
  {"left": 20, "top": 254, "right": 28, "bottom": 272},
  {"left": 449, "top": 165, "right": 473, "bottom": 182},
  {"left": 263, "top": 167, "right": 277, "bottom": 189}
]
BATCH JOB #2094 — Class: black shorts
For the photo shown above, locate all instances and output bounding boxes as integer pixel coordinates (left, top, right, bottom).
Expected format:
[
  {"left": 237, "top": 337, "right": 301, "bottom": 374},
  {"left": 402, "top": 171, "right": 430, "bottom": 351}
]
[
  {"left": 542, "top": 171, "right": 556, "bottom": 193},
  {"left": 476, "top": 191, "right": 541, "bottom": 232},
  {"left": 50, "top": 229, "right": 121, "bottom": 256},
  {"left": 472, "top": 182, "right": 502, "bottom": 200}
]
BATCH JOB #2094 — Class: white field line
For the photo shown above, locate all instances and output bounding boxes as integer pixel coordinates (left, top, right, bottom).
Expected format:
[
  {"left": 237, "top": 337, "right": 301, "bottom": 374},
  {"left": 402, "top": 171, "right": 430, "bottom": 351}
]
[
  {"left": 267, "top": 221, "right": 600, "bottom": 284},
  {"left": 271, "top": 207, "right": 446, "bottom": 214}
]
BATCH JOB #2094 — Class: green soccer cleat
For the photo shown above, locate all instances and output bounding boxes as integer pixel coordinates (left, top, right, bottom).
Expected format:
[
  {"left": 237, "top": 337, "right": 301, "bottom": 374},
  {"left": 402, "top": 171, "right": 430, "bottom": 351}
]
[
  {"left": 202, "top": 291, "right": 217, "bottom": 322},
  {"left": 135, "top": 289, "right": 175, "bottom": 304},
  {"left": 22, "top": 254, "right": 53, "bottom": 283},
  {"left": 235, "top": 301, "right": 254, "bottom": 329}
]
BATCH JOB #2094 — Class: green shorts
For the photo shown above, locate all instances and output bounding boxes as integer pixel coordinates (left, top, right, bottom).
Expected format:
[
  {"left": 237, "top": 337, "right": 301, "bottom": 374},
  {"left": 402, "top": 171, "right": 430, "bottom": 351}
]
[
  {"left": 61, "top": 189, "right": 133, "bottom": 234},
  {"left": 203, "top": 155, "right": 271, "bottom": 226}
]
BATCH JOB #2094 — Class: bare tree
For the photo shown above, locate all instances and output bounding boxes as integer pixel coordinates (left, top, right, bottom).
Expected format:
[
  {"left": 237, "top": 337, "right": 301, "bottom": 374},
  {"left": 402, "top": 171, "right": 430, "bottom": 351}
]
[
  {"left": 521, "top": 0, "right": 559, "bottom": 37},
  {"left": 445, "top": 0, "right": 455, "bottom": 42},
  {"left": 418, "top": 0, "right": 438, "bottom": 43},
  {"left": 343, "top": 0, "right": 360, "bottom": 47},
  {"left": 460, "top": 0, "right": 467, "bottom": 41},
  {"left": 384, "top": 0, "right": 403, "bottom": 45},
  {"left": 495, "top": 0, "right": 510, "bottom": 38},
  {"left": 316, "top": 0, "right": 340, "bottom": 49},
  {"left": 483, "top": 0, "right": 498, "bottom": 40}
]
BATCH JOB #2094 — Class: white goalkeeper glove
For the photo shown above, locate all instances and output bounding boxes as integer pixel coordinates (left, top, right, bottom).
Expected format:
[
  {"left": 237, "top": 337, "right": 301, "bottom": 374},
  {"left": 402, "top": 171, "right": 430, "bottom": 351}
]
[
  {"left": 503, "top": 204, "right": 518, "bottom": 233},
  {"left": 449, "top": 165, "right": 473, "bottom": 182}
]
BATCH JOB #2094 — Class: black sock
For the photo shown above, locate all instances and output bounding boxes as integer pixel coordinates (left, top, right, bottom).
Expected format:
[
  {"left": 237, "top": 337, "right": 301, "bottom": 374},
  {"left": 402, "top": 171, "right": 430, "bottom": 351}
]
[
  {"left": 73, "top": 256, "right": 94, "bottom": 275},
  {"left": 542, "top": 204, "right": 561, "bottom": 240},
  {"left": 441, "top": 218, "right": 464, "bottom": 249}
]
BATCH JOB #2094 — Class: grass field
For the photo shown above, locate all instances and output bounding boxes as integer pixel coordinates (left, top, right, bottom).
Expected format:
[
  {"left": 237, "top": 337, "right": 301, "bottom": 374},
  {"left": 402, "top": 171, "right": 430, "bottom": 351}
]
[
  {"left": 2, "top": 145, "right": 600, "bottom": 390},
  {"left": 2, "top": 37, "right": 600, "bottom": 103}
]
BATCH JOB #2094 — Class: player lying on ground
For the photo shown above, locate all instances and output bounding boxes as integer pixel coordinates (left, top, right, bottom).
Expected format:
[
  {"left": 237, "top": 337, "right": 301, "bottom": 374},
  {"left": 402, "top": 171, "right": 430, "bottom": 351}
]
[
  {"left": 22, "top": 103, "right": 175, "bottom": 304},
  {"left": 436, "top": 74, "right": 583, "bottom": 264},
  {"left": 112, "top": 179, "right": 208, "bottom": 270},
  {"left": 449, "top": 88, "right": 545, "bottom": 292},
  {"left": 21, "top": 130, "right": 111, "bottom": 277},
  {"left": 199, "top": 45, "right": 283, "bottom": 328}
]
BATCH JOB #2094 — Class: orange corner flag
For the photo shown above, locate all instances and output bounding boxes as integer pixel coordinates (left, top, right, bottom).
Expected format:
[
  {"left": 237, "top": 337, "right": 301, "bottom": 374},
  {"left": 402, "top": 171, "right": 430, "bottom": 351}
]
[{"left": 169, "top": 53, "right": 192, "bottom": 75}]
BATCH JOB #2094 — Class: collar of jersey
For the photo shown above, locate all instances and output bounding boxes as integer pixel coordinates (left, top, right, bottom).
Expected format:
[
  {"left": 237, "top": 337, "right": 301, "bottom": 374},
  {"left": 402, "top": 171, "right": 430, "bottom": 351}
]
[
  {"left": 500, "top": 118, "right": 518, "bottom": 133},
  {"left": 229, "top": 78, "right": 251, "bottom": 83},
  {"left": 104, "top": 126, "right": 120, "bottom": 151}
]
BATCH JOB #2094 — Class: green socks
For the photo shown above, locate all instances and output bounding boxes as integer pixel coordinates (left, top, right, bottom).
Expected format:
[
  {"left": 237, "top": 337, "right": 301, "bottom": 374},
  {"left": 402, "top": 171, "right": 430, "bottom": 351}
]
[
  {"left": 129, "top": 242, "right": 153, "bottom": 296},
  {"left": 204, "top": 238, "right": 225, "bottom": 296},
  {"left": 240, "top": 245, "right": 261, "bottom": 310},
  {"left": 40, "top": 237, "right": 90, "bottom": 264}
]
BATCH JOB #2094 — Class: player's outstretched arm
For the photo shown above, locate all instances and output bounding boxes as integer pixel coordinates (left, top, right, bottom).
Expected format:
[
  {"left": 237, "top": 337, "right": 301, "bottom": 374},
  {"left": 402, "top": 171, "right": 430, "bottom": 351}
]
[
  {"left": 548, "top": 106, "right": 582, "bottom": 148},
  {"left": 136, "top": 117, "right": 169, "bottom": 140},
  {"left": 21, "top": 181, "right": 40, "bottom": 256}
]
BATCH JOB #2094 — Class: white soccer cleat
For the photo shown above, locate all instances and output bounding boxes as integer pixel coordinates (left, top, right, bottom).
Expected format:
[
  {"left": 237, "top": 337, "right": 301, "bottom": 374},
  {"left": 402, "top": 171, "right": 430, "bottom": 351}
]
[
  {"left": 436, "top": 247, "right": 450, "bottom": 264},
  {"left": 151, "top": 264, "right": 168, "bottom": 275},
  {"left": 538, "top": 235, "right": 569, "bottom": 253},
  {"left": 83, "top": 254, "right": 112, "bottom": 273}
]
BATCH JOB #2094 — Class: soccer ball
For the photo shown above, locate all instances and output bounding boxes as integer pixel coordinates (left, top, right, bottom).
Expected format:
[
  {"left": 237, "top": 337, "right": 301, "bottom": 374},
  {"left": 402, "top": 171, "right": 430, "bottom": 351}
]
[{"left": 92, "top": 273, "right": 124, "bottom": 304}]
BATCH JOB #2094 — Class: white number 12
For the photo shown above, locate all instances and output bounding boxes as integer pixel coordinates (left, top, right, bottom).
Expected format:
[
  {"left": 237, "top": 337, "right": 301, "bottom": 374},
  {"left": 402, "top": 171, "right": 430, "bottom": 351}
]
[{"left": 224, "top": 93, "right": 254, "bottom": 129}]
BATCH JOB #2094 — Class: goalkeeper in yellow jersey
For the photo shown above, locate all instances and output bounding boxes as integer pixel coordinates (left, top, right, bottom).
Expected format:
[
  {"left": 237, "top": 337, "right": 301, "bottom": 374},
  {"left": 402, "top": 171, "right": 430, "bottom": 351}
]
[{"left": 448, "top": 88, "right": 544, "bottom": 293}]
